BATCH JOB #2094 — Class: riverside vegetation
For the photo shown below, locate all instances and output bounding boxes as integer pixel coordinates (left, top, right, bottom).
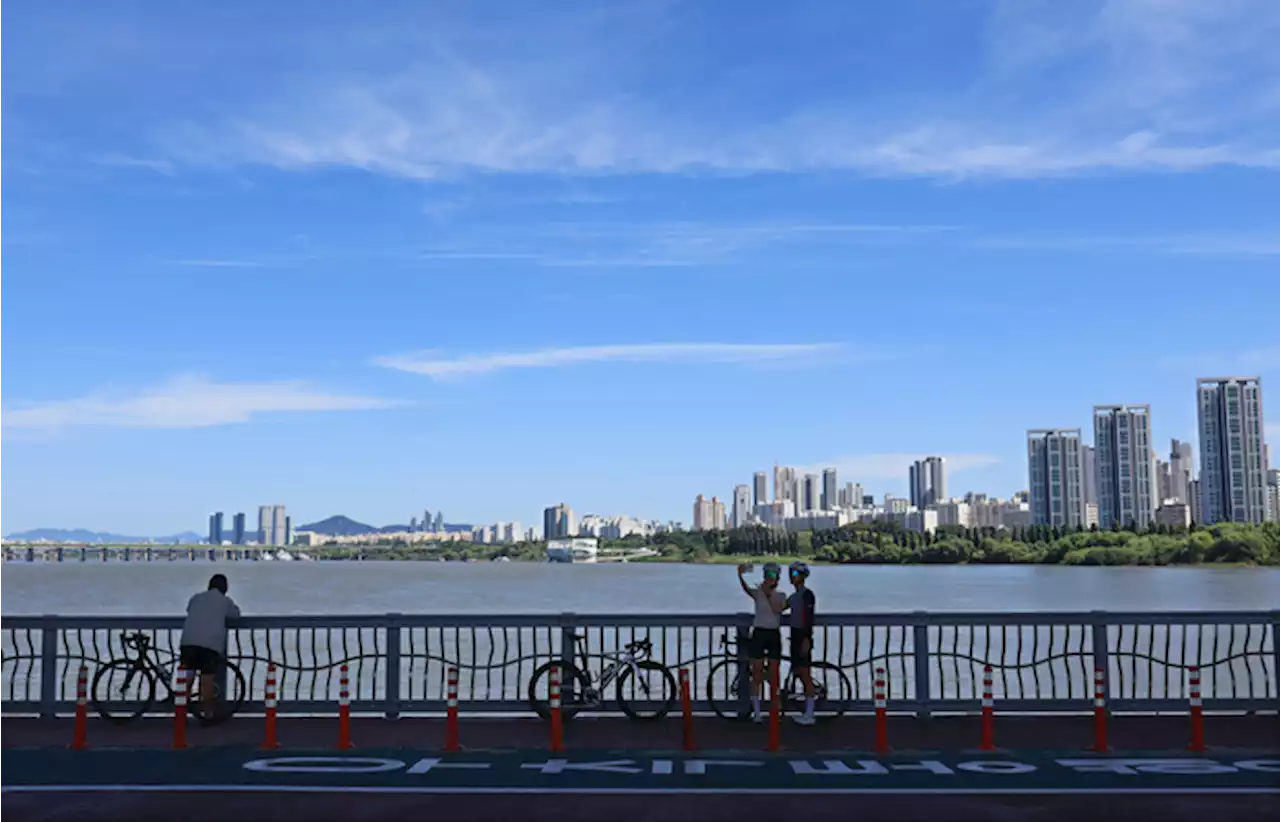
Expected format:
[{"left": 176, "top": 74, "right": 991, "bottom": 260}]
[{"left": 310, "top": 520, "right": 1280, "bottom": 567}]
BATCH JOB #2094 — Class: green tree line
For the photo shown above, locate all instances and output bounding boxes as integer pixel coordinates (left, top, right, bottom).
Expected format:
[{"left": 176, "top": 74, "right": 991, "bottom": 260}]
[{"left": 311, "top": 521, "right": 1280, "bottom": 566}]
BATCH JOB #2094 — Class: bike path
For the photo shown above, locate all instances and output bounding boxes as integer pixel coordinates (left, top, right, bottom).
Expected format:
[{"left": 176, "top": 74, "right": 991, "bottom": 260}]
[{"left": 4, "top": 747, "right": 1278, "bottom": 794}]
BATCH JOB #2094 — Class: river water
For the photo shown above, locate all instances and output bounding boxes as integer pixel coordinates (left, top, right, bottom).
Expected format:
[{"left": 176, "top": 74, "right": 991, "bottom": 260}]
[{"left": 2, "top": 561, "right": 1278, "bottom": 615}]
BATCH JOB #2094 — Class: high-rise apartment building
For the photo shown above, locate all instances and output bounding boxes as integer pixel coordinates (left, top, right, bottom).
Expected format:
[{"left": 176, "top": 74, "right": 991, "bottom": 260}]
[
  {"left": 1081, "top": 445, "right": 1098, "bottom": 506},
  {"left": 773, "top": 465, "right": 798, "bottom": 507},
  {"left": 273, "top": 506, "right": 288, "bottom": 547},
  {"left": 909, "top": 457, "right": 946, "bottom": 508},
  {"left": 1093, "top": 405, "right": 1155, "bottom": 529},
  {"left": 1266, "top": 469, "right": 1279, "bottom": 523},
  {"left": 1027, "top": 429, "right": 1085, "bottom": 528},
  {"left": 1169, "top": 439, "right": 1194, "bottom": 504},
  {"left": 693, "top": 495, "right": 727, "bottom": 531},
  {"left": 732, "top": 484, "right": 752, "bottom": 528},
  {"left": 1155, "top": 459, "right": 1172, "bottom": 503},
  {"left": 820, "top": 468, "right": 838, "bottom": 511},
  {"left": 543, "top": 504, "right": 576, "bottom": 539},
  {"left": 232, "top": 512, "right": 246, "bottom": 545},
  {"left": 1197, "top": 377, "right": 1268, "bottom": 524},
  {"left": 433, "top": 512, "right": 444, "bottom": 532},
  {"left": 801, "top": 474, "right": 820, "bottom": 513},
  {"left": 208, "top": 512, "right": 224, "bottom": 545},
  {"left": 752, "top": 472, "right": 768, "bottom": 507}
]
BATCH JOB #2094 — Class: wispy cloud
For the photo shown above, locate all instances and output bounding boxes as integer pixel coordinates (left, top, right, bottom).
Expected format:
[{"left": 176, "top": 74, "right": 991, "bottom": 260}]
[
  {"left": 2, "top": 376, "right": 403, "bottom": 434},
  {"left": 374, "top": 342, "right": 854, "bottom": 380},
  {"left": 798, "top": 453, "right": 1003, "bottom": 482},
  {"left": 160, "top": 259, "right": 271, "bottom": 268},
  {"left": 95, "top": 153, "right": 175, "bottom": 176},
  {"left": 134, "top": 1, "right": 1279, "bottom": 181},
  {"left": 1158, "top": 345, "right": 1280, "bottom": 373}
]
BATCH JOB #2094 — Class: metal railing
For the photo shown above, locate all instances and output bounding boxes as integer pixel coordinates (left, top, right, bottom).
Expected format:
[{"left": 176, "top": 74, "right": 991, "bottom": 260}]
[{"left": 3, "top": 610, "right": 1276, "bottom": 717}]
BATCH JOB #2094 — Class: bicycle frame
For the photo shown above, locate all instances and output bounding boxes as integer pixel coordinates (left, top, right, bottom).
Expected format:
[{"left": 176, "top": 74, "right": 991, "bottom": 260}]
[{"left": 573, "top": 636, "right": 643, "bottom": 692}]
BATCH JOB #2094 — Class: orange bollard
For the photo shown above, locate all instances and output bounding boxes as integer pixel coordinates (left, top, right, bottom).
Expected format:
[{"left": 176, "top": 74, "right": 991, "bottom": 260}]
[
  {"left": 1187, "top": 666, "right": 1205, "bottom": 753},
  {"left": 172, "top": 666, "right": 190, "bottom": 750},
  {"left": 71, "top": 664, "right": 89, "bottom": 750},
  {"left": 766, "top": 662, "right": 781, "bottom": 752},
  {"left": 1087, "top": 667, "right": 1110, "bottom": 752},
  {"left": 979, "top": 664, "right": 997, "bottom": 751},
  {"left": 873, "top": 666, "right": 891, "bottom": 754},
  {"left": 679, "top": 668, "right": 695, "bottom": 752},
  {"left": 548, "top": 665, "right": 564, "bottom": 752},
  {"left": 444, "top": 666, "right": 460, "bottom": 752},
  {"left": 336, "top": 663, "right": 353, "bottom": 749},
  {"left": 261, "top": 663, "right": 279, "bottom": 750}
]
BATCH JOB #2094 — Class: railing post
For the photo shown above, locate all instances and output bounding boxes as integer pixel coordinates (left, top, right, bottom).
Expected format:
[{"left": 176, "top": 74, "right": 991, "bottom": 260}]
[
  {"left": 1089, "top": 611, "right": 1110, "bottom": 706},
  {"left": 1271, "top": 612, "right": 1280, "bottom": 712},
  {"left": 559, "top": 612, "right": 577, "bottom": 704},
  {"left": 735, "top": 614, "right": 751, "bottom": 713},
  {"left": 911, "top": 611, "right": 932, "bottom": 718},
  {"left": 385, "top": 614, "right": 402, "bottom": 719},
  {"left": 40, "top": 617, "right": 59, "bottom": 719}
]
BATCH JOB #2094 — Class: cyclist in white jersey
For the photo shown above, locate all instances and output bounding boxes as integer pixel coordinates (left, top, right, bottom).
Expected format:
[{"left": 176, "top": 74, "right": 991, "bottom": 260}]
[{"left": 737, "top": 562, "right": 787, "bottom": 722}]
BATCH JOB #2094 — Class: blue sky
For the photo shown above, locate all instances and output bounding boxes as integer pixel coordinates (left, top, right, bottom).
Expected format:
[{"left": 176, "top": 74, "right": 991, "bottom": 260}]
[{"left": 3, "top": 0, "right": 1278, "bottom": 535}]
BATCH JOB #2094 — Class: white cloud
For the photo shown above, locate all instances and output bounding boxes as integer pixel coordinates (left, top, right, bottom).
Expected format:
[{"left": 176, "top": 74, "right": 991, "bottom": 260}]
[
  {"left": 2, "top": 376, "right": 402, "bottom": 433},
  {"left": 161, "top": 259, "right": 270, "bottom": 268},
  {"left": 797, "top": 453, "right": 1003, "bottom": 482},
  {"left": 141, "top": 1, "right": 1279, "bottom": 180},
  {"left": 374, "top": 342, "right": 852, "bottom": 380}
]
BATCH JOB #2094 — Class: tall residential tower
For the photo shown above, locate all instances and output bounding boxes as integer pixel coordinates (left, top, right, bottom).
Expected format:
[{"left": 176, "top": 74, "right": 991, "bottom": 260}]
[
  {"left": 1092, "top": 404, "right": 1156, "bottom": 529},
  {"left": 909, "top": 457, "right": 946, "bottom": 508},
  {"left": 1027, "top": 429, "right": 1085, "bottom": 528},
  {"left": 1197, "top": 377, "right": 1268, "bottom": 524}
]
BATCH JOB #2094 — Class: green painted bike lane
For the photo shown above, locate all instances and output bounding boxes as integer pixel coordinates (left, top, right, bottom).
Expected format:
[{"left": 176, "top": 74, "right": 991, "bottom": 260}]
[{"left": 4, "top": 748, "right": 1278, "bottom": 794}]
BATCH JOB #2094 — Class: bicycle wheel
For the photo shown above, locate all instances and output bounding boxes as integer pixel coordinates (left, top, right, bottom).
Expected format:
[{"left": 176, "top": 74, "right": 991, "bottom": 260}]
[
  {"left": 527, "top": 660, "right": 593, "bottom": 721},
  {"left": 705, "top": 657, "right": 751, "bottom": 721},
  {"left": 91, "top": 659, "right": 157, "bottom": 723},
  {"left": 188, "top": 660, "right": 248, "bottom": 725},
  {"left": 615, "top": 660, "right": 677, "bottom": 721},
  {"left": 791, "top": 661, "right": 851, "bottom": 721}
]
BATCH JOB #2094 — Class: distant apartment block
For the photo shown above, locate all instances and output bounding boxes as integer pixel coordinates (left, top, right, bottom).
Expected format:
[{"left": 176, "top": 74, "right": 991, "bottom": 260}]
[
  {"left": 802, "top": 474, "right": 820, "bottom": 513},
  {"left": 909, "top": 457, "right": 946, "bottom": 509},
  {"left": 232, "top": 513, "right": 246, "bottom": 545},
  {"left": 820, "top": 468, "right": 838, "bottom": 511},
  {"left": 1027, "top": 429, "right": 1085, "bottom": 528},
  {"left": 1267, "top": 469, "right": 1279, "bottom": 523},
  {"left": 257, "top": 504, "right": 287, "bottom": 546},
  {"left": 543, "top": 503, "right": 576, "bottom": 540},
  {"left": 773, "top": 465, "right": 798, "bottom": 508},
  {"left": 1169, "top": 439, "right": 1194, "bottom": 504},
  {"left": 208, "top": 512, "right": 224, "bottom": 545},
  {"left": 1081, "top": 445, "right": 1098, "bottom": 507},
  {"left": 1155, "top": 502, "right": 1192, "bottom": 530},
  {"left": 1093, "top": 404, "right": 1156, "bottom": 529},
  {"left": 692, "top": 494, "right": 727, "bottom": 531},
  {"left": 732, "top": 484, "right": 752, "bottom": 528},
  {"left": 752, "top": 472, "right": 768, "bottom": 507},
  {"left": 1197, "top": 377, "right": 1268, "bottom": 524}
]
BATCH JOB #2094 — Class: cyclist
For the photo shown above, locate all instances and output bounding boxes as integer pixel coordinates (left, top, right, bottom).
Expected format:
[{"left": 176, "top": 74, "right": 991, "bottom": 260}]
[
  {"left": 737, "top": 561, "right": 786, "bottom": 722},
  {"left": 179, "top": 573, "right": 241, "bottom": 719},
  {"left": 786, "top": 560, "right": 817, "bottom": 725}
]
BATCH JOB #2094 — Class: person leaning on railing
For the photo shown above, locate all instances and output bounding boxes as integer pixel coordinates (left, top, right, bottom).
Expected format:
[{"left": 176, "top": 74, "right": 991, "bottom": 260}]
[{"left": 179, "top": 573, "right": 242, "bottom": 718}]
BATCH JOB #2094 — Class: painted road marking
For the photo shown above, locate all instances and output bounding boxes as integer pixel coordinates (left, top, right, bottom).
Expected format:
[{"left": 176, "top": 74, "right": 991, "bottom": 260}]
[
  {"left": 4, "top": 785, "right": 1279, "bottom": 796},
  {"left": 6, "top": 749, "right": 1278, "bottom": 796}
]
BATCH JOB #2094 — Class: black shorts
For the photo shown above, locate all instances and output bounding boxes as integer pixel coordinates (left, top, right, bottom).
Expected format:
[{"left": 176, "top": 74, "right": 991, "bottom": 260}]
[
  {"left": 790, "top": 631, "right": 813, "bottom": 667},
  {"left": 748, "top": 628, "right": 782, "bottom": 660},
  {"left": 179, "top": 645, "right": 223, "bottom": 675}
]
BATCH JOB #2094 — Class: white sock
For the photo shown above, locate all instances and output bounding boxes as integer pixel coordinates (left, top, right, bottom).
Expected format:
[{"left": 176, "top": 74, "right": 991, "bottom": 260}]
[
  {"left": 804, "top": 697, "right": 815, "bottom": 716},
  {"left": 751, "top": 696, "right": 761, "bottom": 715}
]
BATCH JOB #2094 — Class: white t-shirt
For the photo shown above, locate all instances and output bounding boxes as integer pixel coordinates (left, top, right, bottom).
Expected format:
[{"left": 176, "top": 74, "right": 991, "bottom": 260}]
[{"left": 180, "top": 590, "right": 241, "bottom": 653}]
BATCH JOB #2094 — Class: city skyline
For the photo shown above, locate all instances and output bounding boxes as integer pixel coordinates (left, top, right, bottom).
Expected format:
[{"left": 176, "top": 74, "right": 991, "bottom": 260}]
[{"left": 2, "top": 1, "right": 1279, "bottom": 534}]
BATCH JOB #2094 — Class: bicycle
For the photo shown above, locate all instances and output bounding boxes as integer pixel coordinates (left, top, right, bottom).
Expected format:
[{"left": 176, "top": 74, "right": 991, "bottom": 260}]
[
  {"left": 527, "top": 634, "right": 677, "bottom": 722},
  {"left": 705, "top": 630, "right": 851, "bottom": 722},
  {"left": 91, "top": 632, "right": 247, "bottom": 725}
]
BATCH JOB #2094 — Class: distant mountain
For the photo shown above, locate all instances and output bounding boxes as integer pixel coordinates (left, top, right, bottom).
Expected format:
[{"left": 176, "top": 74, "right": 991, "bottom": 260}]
[
  {"left": 298, "top": 515, "right": 474, "bottom": 536},
  {"left": 297, "top": 515, "right": 377, "bottom": 536},
  {"left": 3, "top": 528, "right": 205, "bottom": 544}
]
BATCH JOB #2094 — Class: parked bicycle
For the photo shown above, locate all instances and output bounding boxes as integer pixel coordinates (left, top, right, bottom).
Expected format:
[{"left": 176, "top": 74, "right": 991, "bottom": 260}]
[
  {"left": 91, "top": 632, "right": 247, "bottom": 724},
  {"left": 528, "top": 634, "right": 677, "bottom": 721},
  {"left": 705, "top": 631, "right": 851, "bottom": 721}
]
